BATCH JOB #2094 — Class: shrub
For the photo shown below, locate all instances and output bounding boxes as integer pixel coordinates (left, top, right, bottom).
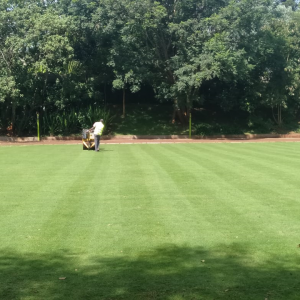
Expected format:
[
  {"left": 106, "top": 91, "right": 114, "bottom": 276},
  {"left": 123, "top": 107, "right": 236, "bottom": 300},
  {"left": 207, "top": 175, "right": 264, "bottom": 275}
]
[
  {"left": 194, "top": 122, "right": 244, "bottom": 136},
  {"left": 248, "top": 116, "right": 274, "bottom": 133},
  {"left": 42, "top": 106, "right": 115, "bottom": 136},
  {"left": 78, "top": 106, "right": 115, "bottom": 134},
  {"left": 194, "top": 123, "right": 216, "bottom": 136}
]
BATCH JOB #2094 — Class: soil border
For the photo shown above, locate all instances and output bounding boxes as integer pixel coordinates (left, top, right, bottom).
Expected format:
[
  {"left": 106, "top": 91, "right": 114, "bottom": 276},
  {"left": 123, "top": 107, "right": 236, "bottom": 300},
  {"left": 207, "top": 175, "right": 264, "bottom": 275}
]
[{"left": 1, "top": 134, "right": 300, "bottom": 146}]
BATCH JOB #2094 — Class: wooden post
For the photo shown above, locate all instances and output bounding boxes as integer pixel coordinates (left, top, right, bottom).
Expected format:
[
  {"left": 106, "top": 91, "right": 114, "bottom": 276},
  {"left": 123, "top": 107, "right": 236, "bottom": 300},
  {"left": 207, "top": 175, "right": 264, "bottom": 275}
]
[{"left": 37, "top": 112, "right": 40, "bottom": 141}]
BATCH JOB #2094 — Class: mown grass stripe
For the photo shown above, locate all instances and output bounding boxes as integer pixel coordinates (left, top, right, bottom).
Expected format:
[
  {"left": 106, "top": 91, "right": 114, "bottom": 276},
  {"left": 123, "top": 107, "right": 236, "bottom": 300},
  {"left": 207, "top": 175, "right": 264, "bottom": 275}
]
[
  {"left": 161, "top": 144, "right": 300, "bottom": 244},
  {"left": 196, "top": 143, "right": 300, "bottom": 205},
  {"left": 147, "top": 144, "right": 266, "bottom": 236},
  {"left": 137, "top": 144, "right": 225, "bottom": 246},
  {"left": 1, "top": 143, "right": 300, "bottom": 300}
]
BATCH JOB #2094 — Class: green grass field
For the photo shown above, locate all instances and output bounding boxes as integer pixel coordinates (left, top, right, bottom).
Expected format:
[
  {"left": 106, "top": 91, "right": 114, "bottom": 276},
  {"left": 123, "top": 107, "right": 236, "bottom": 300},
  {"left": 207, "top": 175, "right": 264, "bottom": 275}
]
[{"left": 1, "top": 142, "right": 300, "bottom": 300}]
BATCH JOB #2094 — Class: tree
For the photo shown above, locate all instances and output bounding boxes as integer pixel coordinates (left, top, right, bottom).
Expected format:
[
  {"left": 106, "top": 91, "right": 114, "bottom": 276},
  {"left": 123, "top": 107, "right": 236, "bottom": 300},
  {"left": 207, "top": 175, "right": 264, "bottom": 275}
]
[
  {"left": 91, "top": 0, "right": 235, "bottom": 123},
  {"left": 2, "top": 0, "right": 300, "bottom": 135},
  {"left": 0, "top": 0, "right": 75, "bottom": 134},
  {"left": 280, "top": 0, "right": 298, "bottom": 10},
  {"left": 256, "top": 5, "right": 300, "bottom": 125}
]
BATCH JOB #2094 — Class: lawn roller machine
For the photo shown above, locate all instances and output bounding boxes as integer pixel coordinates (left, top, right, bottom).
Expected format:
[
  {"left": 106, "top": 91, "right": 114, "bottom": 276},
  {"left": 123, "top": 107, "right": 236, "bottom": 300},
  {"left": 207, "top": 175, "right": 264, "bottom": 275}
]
[{"left": 82, "top": 129, "right": 95, "bottom": 150}]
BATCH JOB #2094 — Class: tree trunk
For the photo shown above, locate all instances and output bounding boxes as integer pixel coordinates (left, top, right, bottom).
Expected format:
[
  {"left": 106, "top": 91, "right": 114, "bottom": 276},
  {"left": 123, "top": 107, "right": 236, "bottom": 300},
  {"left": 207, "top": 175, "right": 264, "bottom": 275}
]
[
  {"left": 278, "top": 104, "right": 282, "bottom": 126},
  {"left": 186, "top": 94, "right": 191, "bottom": 119},
  {"left": 272, "top": 104, "right": 283, "bottom": 126},
  {"left": 172, "top": 99, "right": 178, "bottom": 123},
  {"left": 122, "top": 88, "right": 125, "bottom": 118},
  {"left": 172, "top": 109, "right": 186, "bottom": 124},
  {"left": 104, "top": 83, "right": 107, "bottom": 106},
  {"left": 172, "top": 108, "right": 176, "bottom": 124},
  {"left": 178, "top": 108, "right": 187, "bottom": 125},
  {"left": 172, "top": 99, "right": 188, "bottom": 125},
  {"left": 186, "top": 107, "right": 190, "bottom": 119},
  {"left": 11, "top": 100, "right": 16, "bottom": 134}
]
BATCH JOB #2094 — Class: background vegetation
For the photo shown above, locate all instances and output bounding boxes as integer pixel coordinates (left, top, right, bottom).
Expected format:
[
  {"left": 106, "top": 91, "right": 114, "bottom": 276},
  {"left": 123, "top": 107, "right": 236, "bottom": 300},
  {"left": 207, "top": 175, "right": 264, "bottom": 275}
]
[{"left": 1, "top": 0, "right": 300, "bottom": 136}]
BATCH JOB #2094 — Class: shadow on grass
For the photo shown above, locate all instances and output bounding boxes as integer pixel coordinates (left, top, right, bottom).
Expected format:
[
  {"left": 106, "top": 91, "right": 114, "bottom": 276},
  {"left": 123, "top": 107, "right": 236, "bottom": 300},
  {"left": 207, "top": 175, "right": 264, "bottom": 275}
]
[{"left": 0, "top": 244, "right": 299, "bottom": 300}]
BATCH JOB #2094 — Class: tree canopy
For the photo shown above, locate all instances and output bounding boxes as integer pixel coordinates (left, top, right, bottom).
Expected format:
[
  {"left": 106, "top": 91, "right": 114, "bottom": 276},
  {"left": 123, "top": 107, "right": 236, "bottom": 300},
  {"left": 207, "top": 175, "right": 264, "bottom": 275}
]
[{"left": 1, "top": 0, "right": 300, "bottom": 134}]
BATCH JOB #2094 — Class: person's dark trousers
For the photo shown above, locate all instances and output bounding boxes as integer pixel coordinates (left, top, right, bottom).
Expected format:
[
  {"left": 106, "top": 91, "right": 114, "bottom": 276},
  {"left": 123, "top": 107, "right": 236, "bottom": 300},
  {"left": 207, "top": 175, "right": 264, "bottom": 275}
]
[{"left": 94, "top": 134, "right": 101, "bottom": 151}]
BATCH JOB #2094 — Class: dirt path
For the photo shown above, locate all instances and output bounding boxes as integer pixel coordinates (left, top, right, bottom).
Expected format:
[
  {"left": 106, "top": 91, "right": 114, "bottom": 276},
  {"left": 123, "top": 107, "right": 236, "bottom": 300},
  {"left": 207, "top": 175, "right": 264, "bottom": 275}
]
[{"left": 1, "top": 137, "right": 300, "bottom": 146}]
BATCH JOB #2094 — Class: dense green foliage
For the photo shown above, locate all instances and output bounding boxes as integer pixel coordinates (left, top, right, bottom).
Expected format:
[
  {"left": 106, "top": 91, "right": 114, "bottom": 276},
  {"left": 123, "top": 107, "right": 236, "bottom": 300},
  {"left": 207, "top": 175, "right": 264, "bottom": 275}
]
[
  {"left": 1, "top": 0, "right": 300, "bottom": 135},
  {"left": 1, "top": 143, "right": 300, "bottom": 299}
]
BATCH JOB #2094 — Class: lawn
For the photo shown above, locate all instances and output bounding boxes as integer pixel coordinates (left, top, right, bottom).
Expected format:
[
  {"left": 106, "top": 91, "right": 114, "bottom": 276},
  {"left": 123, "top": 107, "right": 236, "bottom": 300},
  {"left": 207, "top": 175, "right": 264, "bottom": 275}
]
[{"left": 0, "top": 142, "right": 300, "bottom": 300}]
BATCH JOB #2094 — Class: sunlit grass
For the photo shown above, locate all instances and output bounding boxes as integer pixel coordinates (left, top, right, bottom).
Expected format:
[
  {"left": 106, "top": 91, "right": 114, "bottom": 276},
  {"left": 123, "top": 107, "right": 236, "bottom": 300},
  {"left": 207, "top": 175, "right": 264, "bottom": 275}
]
[{"left": 0, "top": 143, "right": 300, "bottom": 299}]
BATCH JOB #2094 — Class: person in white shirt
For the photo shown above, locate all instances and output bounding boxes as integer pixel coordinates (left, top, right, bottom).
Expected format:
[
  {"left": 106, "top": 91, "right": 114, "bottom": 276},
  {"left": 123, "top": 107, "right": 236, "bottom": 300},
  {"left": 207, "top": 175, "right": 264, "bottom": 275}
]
[{"left": 90, "top": 119, "right": 104, "bottom": 152}]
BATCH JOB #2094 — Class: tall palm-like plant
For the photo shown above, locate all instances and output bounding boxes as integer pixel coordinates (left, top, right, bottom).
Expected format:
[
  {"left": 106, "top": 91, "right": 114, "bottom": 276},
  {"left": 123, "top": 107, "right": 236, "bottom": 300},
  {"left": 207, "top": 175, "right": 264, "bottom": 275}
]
[{"left": 79, "top": 106, "right": 114, "bottom": 134}]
